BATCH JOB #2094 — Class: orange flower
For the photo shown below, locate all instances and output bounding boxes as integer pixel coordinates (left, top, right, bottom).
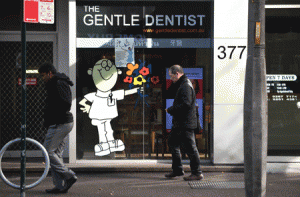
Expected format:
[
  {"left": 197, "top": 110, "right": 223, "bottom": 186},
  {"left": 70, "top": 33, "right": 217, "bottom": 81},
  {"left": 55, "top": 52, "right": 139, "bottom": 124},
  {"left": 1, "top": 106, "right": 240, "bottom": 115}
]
[{"left": 126, "top": 63, "right": 139, "bottom": 76}]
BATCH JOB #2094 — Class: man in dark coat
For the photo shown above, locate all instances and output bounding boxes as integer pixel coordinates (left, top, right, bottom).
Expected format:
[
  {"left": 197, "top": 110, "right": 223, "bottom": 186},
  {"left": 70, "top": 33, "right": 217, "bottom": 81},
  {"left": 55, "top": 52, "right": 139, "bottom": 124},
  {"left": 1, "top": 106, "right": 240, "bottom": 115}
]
[
  {"left": 39, "top": 63, "right": 77, "bottom": 193},
  {"left": 165, "top": 65, "right": 204, "bottom": 181}
]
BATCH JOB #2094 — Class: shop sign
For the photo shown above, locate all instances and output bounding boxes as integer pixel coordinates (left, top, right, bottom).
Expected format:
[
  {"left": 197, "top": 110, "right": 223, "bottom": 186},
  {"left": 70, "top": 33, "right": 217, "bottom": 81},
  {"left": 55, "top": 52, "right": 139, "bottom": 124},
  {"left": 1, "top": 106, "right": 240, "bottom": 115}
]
[
  {"left": 76, "top": 2, "right": 211, "bottom": 38},
  {"left": 266, "top": 74, "right": 297, "bottom": 82},
  {"left": 18, "top": 78, "right": 37, "bottom": 86},
  {"left": 267, "top": 74, "right": 300, "bottom": 94}
]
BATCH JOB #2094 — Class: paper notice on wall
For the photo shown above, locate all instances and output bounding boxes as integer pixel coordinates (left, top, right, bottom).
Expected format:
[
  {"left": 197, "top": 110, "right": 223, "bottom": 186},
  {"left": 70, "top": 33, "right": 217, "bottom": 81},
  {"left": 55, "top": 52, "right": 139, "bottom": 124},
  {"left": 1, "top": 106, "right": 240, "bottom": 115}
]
[{"left": 115, "top": 38, "right": 135, "bottom": 67}]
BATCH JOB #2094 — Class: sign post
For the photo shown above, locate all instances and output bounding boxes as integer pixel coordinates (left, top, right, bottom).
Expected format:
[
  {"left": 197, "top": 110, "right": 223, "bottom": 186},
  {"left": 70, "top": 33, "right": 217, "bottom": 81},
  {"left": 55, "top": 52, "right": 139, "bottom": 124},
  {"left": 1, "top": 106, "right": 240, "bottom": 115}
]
[
  {"left": 21, "top": 1, "right": 54, "bottom": 196},
  {"left": 20, "top": 19, "right": 27, "bottom": 197}
]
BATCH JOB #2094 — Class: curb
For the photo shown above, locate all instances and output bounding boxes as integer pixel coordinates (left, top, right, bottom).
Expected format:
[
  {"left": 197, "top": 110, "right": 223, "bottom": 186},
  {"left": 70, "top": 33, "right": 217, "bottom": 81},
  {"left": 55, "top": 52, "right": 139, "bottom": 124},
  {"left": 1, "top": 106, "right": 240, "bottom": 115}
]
[{"left": 2, "top": 165, "right": 244, "bottom": 173}]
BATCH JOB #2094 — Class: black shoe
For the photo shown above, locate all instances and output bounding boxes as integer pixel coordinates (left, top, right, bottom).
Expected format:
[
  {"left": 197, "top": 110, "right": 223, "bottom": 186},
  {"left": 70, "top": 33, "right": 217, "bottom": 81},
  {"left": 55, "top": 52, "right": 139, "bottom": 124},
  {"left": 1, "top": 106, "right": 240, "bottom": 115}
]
[
  {"left": 183, "top": 173, "right": 204, "bottom": 181},
  {"left": 45, "top": 188, "right": 66, "bottom": 194},
  {"left": 61, "top": 176, "right": 77, "bottom": 193},
  {"left": 165, "top": 171, "right": 184, "bottom": 178}
]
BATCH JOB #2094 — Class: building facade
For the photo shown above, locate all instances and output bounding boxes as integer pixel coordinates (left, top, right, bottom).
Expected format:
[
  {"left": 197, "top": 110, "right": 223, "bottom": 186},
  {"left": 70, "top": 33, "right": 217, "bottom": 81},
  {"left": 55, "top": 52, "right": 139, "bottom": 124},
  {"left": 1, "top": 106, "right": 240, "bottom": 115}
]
[{"left": 1, "top": 0, "right": 300, "bottom": 170}]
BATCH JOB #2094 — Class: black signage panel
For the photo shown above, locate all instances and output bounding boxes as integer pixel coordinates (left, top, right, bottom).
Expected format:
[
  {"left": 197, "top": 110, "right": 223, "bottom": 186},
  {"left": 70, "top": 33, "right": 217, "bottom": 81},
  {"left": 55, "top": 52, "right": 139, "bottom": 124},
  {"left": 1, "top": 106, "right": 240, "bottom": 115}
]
[
  {"left": 77, "top": 2, "right": 211, "bottom": 38},
  {"left": 267, "top": 74, "right": 300, "bottom": 94}
]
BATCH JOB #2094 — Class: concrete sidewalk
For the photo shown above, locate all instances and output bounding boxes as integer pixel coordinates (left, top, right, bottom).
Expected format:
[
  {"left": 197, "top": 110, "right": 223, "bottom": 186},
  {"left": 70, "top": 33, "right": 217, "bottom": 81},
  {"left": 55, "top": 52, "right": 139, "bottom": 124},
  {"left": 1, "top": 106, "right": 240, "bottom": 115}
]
[
  {"left": 1, "top": 171, "right": 300, "bottom": 197},
  {"left": 1, "top": 158, "right": 300, "bottom": 196}
]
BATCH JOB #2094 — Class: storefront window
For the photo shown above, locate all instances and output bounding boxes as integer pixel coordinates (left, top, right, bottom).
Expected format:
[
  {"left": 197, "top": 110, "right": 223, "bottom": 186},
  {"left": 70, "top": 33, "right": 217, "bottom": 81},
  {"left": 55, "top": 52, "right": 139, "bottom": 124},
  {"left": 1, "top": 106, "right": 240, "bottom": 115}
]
[
  {"left": 266, "top": 8, "right": 300, "bottom": 156},
  {"left": 76, "top": 1, "right": 212, "bottom": 160}
]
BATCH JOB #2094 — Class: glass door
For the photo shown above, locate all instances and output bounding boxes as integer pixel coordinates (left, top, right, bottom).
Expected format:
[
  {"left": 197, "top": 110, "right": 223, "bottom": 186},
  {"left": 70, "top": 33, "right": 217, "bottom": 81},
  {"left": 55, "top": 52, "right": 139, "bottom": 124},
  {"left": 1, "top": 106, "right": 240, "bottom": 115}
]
[
  {"left": 266, "top": 8, "right": 300, "bottom": 157},
  {"left": 76, "top": 48, "right": 212, "bottom": 160}
]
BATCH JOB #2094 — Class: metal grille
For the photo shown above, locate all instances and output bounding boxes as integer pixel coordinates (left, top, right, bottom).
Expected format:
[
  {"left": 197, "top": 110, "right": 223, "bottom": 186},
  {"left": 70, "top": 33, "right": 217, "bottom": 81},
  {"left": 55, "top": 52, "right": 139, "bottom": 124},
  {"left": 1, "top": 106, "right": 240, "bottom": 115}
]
[
  {"left": 0, "top": 41, "right": 53, "bottom": 150},
  {"left": 189, "top": 181, "right": 245, "bottom": 189}
]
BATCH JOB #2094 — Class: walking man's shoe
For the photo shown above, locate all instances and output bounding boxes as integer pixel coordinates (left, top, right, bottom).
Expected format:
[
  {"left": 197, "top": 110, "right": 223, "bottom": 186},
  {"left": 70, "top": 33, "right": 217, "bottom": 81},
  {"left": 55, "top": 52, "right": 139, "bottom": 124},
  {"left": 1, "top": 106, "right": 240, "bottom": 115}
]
[
  {"left": 165, "top": 171, "right": 185, "bottom": 178},
  {"left": 61, "top": 176, "right": 77, "bottom": 193},
  {"left": 183, "top": 173, "right": 204, "bottom": 181}
]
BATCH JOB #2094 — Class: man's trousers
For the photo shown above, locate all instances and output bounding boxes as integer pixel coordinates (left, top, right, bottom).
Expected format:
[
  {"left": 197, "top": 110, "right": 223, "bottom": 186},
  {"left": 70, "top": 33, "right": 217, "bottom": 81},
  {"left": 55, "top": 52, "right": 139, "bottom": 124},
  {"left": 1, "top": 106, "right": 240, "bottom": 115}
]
[
  {"left": 43, "top": 122, "right": 76, "bottom": 189},
  {"left": 168, "top": 128, "right": 202, "bottom": 176}
]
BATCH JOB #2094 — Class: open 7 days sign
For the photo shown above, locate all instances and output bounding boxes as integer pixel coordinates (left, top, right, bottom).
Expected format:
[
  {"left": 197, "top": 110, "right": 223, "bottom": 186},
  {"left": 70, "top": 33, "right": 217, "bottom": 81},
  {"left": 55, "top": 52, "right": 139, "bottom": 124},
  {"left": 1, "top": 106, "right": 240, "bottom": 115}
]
[{"left": 24, "top": 0, "right": 54, "bottom": 24}]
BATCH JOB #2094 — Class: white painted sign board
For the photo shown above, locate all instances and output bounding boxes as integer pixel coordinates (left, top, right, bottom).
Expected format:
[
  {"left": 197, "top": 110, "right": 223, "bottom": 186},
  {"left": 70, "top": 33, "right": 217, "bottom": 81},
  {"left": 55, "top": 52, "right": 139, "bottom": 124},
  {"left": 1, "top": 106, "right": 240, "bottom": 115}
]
[{"left": 39, "top": 0, "right": 54, "bottom": 24}]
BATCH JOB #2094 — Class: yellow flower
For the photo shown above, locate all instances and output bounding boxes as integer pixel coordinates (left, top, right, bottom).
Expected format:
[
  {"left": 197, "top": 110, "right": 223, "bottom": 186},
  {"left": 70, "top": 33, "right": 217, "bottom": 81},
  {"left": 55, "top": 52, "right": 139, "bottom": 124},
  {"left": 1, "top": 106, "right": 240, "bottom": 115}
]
[{"left": 133, "top": 75, "right": 146, "bottom": 86}]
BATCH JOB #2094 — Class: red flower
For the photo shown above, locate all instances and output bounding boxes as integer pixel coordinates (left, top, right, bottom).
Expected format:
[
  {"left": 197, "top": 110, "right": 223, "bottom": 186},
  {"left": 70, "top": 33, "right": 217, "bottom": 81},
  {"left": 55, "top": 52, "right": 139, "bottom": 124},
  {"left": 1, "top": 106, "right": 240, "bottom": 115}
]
[
  {"left": 124, "top": 76, "right": 133, "bottom": 83},
  {"left": 151, "top": 76, "right": 160, "bottom": 85},
  {"left": 139, "top": 67, "right": 150, "bottom": 76}
]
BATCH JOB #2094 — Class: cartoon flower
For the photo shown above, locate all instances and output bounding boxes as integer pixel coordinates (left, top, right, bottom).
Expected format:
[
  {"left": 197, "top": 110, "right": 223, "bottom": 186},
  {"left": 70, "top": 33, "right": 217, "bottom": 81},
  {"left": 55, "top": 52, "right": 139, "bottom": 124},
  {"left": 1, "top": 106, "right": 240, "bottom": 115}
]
[
  {"left": 139, "top": 67, "right": 150, "bottom": 76},
  {"left": 133, "top": 75, "right": 146, "bottom": 86},
  {"left": 124, "top": 76, "right": 133, "bottom": 83},
  {"left": 126, "top": 63, "right": 139, "bottom": 76},
  {"left": 151, "top": 76, "right": 159, "bottom": 85}
]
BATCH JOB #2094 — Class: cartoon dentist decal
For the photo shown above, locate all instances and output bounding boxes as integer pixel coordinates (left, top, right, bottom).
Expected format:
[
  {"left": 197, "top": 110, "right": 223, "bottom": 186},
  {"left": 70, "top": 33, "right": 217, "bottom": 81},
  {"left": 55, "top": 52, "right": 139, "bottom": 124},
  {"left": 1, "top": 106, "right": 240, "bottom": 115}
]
[{"left": 79, "top": 59, "right": 141, "bottom": 156}]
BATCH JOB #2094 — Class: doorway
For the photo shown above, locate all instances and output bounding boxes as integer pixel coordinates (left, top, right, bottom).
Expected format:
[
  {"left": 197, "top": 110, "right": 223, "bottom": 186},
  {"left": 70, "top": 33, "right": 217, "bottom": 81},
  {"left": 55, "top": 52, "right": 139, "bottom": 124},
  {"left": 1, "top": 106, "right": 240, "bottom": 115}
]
[
  {"left": 76, "top": 48, "right": 212, "bottom": 160},
  {"left": 0, "top": 33, "right": 56, "bottom": 157}
]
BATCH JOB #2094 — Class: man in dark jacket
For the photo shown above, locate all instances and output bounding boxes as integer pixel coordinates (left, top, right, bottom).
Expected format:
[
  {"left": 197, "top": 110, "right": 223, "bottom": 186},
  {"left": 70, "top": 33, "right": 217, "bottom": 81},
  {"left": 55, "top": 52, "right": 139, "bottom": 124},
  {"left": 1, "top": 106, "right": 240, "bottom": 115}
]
[
  {"left": 39, "top": 63, "right": 77, "bottom": 194},
  {"left": 165, "top": 65, "right": 204, "bottom": 181}
]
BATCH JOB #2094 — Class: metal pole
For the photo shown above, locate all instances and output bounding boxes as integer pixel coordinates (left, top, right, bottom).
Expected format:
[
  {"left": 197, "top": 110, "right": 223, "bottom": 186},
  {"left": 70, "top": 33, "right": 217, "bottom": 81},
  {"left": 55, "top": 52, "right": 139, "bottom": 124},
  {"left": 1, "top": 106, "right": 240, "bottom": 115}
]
[
  {"left": 20, "top": 20, "right": 27, "bottom": 197},
  {"left": 244, "top": 0, "right": 267, "bottom": 197}
]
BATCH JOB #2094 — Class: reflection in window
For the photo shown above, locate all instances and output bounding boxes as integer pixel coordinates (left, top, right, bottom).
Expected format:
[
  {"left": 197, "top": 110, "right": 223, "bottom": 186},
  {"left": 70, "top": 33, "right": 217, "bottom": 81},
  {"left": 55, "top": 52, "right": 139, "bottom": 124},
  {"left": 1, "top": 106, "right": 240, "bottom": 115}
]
[{"left": 266, "top": 10, "right": 300, "bottom": 156}]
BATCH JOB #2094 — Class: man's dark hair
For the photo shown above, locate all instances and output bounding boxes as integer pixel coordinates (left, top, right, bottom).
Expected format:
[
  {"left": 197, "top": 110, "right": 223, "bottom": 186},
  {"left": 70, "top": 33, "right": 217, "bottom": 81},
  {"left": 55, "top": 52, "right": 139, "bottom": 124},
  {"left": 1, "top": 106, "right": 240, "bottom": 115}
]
[
  {"left": 38, "top": 62, "right": 57, "bottom": 74},
  {"left": 169, "top": 65, "right": 184, "bottom": 75}
]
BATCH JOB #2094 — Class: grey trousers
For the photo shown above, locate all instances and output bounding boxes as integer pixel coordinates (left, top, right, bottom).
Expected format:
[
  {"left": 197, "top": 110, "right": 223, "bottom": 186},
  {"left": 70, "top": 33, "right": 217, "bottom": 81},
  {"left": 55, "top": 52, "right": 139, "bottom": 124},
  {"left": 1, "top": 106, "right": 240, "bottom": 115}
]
[{"left": 43, "top": 122, "right": 76, "bottom": 189}]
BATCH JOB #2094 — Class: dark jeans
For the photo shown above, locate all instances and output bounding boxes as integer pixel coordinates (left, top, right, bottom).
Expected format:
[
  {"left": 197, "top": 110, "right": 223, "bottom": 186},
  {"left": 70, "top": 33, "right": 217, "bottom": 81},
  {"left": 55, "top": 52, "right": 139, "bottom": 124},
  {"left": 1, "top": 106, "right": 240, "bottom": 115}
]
[{"left": 168, "top": 128, "right": 202, "bottom": 176}]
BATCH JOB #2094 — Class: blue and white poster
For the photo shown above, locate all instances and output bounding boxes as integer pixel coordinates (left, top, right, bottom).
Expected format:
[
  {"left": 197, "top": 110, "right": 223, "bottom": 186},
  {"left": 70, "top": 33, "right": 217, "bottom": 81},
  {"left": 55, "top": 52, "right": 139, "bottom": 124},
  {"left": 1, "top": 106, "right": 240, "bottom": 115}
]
[
  {"left": 115, "top": 38, "right": 135, "bottom": 67},
  {"left": 166, "top": 68, "right": 203, "bottom": 133}
]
